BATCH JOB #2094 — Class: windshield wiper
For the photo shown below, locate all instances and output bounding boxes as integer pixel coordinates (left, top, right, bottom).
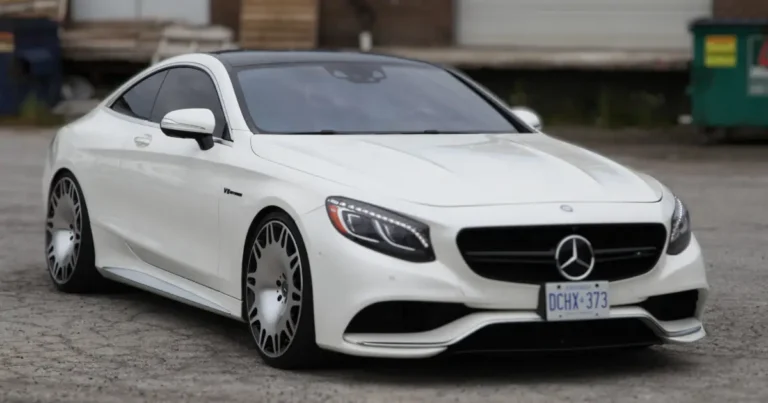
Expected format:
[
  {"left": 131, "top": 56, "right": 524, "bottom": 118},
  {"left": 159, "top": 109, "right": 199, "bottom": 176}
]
[
  {"left": 277, "top": 129, "right": 471, "bottom": 135},
  {"left": 399, "top": 130, "right": 494, "bottom": 134},
  {"left": 281, "top": 130, "right": 338, "bottom": 135},
  {"left": 392, "top": 130, "right": 443, "bottom": 134}
]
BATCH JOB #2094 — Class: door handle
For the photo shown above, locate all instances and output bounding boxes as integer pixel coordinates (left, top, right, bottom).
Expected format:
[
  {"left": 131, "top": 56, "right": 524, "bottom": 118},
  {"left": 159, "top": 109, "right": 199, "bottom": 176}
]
[{"left": 134, "top": 135, "right": 152, "bottom": 147}]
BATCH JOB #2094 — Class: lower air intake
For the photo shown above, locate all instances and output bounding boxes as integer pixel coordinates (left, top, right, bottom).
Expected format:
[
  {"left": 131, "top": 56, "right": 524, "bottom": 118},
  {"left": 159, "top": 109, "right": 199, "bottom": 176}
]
[{"left": 449, "top": 319, "right": 661, "bottom": 353}]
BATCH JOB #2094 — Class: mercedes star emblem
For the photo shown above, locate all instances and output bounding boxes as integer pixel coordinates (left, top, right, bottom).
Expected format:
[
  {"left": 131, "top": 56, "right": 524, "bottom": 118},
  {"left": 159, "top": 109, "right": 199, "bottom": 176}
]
[{"left": 554, "top": 234, "right": 595, "bottom": 281}]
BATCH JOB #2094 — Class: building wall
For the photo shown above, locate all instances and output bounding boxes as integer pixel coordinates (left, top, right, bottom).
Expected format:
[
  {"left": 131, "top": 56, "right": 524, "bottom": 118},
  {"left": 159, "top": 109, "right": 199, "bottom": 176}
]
[
  {"left": 714, "top": 0, "right": 768, "bottom": 18},
  {"left": 319, "top": 0, "right": 454, "bottom": 48},
  {"left": 239, "top": 0, "right": 318, "bottom": 49},
  {"left": 210, "top": 0, "right": 241, "bottom": 39}
]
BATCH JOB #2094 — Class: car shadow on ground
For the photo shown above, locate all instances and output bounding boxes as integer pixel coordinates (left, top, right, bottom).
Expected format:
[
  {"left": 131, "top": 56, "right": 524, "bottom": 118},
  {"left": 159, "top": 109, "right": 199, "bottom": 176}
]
[
  {"left": 325, "top": 348, "right": 693, "bottom": 386},
  {"left": 76, "top": 280, "right": 696, "bottom": 386},
  {"left": 89, "top": 284, "right": 257, "bottom": 347}
]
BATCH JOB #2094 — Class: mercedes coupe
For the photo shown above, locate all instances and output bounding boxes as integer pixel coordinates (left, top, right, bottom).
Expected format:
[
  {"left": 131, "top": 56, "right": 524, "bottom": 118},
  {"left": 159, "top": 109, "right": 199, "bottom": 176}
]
[{"left": 42, "top": 50, "right": 708, "bottom": 369}]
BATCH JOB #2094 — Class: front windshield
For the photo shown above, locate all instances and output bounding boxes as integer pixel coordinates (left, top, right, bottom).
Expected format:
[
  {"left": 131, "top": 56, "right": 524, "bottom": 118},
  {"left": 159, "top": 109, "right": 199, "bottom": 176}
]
[{"left": 235, "top": 62, "right": 519, "bottom": 134}]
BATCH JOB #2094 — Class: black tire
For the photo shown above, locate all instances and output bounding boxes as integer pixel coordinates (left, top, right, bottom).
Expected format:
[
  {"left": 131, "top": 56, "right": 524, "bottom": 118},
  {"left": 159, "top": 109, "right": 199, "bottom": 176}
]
[
  {"left": 623, "top": 344, "right": 654, "bottom": 351},
  {"left": 45, "top": 172, "right": 105, "bottom": 293},
  {"left": 243, "top": 211, "right": 325, "bottom": 369},
  {"left": 607, "top": 344, "right": 655, "bottom": 354}
]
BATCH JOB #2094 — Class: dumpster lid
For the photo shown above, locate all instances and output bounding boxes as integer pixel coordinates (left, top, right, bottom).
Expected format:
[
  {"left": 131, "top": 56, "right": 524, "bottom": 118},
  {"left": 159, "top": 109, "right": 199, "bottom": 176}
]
[
  {"left": 0, "top": 17, "right": 59, "bottom": 32},
  {"left": 689, "top": 18, "right": 768, "bottom": 31}
]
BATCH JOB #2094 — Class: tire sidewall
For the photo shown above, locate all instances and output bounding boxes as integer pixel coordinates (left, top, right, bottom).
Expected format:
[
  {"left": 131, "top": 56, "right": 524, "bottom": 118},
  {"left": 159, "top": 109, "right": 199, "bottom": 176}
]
[{"left": 46, "top": 172, "right": 98, "bottom": 292}]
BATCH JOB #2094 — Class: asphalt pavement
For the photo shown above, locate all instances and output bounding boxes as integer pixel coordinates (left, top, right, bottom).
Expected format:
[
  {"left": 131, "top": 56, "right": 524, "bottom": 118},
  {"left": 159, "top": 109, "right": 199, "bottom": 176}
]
[{"left": 1, "top": 128, "right": 766, "bottom": 403}]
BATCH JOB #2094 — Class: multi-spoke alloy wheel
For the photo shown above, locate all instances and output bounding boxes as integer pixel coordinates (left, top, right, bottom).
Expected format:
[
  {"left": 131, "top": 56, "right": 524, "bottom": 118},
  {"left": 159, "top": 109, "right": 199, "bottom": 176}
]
[
  {"left": 244, "top": 212, "right": 323, "bottom": 369},
  {"left": 46, "top": 177, "right": 82, "bottom": 284},
  {"left": 45, "top": 173, "right": 100, "bottom": 293},
  {"left": 247, "top": 220, "right": 303, "bottom": 357}
]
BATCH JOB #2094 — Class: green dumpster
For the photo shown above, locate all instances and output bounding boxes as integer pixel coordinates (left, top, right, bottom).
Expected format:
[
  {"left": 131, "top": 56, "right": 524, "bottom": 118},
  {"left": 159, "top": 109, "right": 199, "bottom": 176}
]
[{"left": 689, "top": 19, "right": 768, "bottom": 136}]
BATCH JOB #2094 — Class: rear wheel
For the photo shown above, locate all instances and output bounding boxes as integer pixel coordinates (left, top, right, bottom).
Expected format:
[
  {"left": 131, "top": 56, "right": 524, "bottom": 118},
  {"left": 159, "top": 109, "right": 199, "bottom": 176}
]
[
  {"left": 243, "top": 211, "right": 325, "bottom": 369},
  {"left": 45, "top": 173, "right": 103, "bottom": 293}
]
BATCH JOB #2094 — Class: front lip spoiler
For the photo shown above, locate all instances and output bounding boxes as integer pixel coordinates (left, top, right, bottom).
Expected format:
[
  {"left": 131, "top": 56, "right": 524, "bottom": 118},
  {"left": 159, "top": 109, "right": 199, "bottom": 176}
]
[{"left": 342, "top": 306, "right": 705, "bottom": 350}]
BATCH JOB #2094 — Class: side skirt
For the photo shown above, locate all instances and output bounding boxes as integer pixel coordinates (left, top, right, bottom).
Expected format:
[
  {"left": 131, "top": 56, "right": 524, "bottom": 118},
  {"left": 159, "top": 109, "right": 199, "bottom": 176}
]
[{"left": 99, "top": 266, "right": 244, "bottom": 321}]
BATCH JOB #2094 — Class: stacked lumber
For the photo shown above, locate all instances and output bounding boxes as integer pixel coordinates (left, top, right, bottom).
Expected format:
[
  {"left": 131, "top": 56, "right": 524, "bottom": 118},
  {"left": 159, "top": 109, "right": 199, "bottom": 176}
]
[
  {"left": 0, "top": 0, "right": 65, "bottom": 21},
  {"left": 59, "top": 20, "right": 170, "bottom": 62},
  {"left": 240, "top": 0, "right": 318, "bottom": 49},
  {"left": 60, "top": 20, "right": 236, "bottom": 63},
  {"left": 152, "top": 24, "right": 237, "bottom": 63}
]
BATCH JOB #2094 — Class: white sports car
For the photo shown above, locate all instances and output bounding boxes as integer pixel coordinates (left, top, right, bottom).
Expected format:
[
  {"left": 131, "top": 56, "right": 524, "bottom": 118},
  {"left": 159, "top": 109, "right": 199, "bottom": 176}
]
[{"left": 43, "top": 50, "right": 708, "bottom": 369}]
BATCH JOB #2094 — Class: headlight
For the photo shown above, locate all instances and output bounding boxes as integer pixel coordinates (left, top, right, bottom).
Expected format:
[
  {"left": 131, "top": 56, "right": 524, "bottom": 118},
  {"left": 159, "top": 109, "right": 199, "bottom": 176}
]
[
  {"left": 667, "top": 196, "right": 692, "bottom": 255},
  {"left": 325, "top": 197, "right": 435, "bottom": 262}
]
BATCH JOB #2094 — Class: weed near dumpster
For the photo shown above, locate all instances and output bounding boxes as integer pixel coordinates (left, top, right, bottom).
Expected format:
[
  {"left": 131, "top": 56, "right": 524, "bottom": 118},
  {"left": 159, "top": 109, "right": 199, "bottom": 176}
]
[{"left": 0, "top": 93, "right": 64, "bottom": 127}]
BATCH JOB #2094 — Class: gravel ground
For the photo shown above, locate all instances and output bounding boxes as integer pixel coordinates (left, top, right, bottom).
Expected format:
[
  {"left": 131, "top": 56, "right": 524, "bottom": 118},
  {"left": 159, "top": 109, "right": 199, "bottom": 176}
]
[{"left": 1, "top": 128, "right": 766, "bottom": 403}]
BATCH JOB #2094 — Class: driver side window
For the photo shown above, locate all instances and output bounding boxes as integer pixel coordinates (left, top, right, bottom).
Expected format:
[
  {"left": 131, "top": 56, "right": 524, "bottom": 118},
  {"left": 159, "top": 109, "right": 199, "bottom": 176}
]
[
  {"left": 111, "top": 71, "right": 168, "bottom": 120},
  {"left": 150, "top": 67, "right": 227, "bottom": 139}
]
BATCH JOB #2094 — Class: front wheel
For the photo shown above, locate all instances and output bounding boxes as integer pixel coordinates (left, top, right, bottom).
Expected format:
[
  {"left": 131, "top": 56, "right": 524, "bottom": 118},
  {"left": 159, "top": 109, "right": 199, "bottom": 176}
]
[{"left": 243, "top": 212, "right": 325, "bottom": 369}]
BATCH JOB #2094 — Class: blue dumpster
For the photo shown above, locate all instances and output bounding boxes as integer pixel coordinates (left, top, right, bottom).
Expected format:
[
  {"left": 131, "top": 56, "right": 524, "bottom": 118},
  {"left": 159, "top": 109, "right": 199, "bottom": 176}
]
[{"left": 0, "top": 17, "right": 62, "bottom": 117}]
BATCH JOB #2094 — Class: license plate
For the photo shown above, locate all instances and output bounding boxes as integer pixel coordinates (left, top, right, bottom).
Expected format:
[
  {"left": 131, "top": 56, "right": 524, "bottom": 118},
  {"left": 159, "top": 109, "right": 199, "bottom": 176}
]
[{"left": 544, "top": 281, "right": 610, "bottom": 321}]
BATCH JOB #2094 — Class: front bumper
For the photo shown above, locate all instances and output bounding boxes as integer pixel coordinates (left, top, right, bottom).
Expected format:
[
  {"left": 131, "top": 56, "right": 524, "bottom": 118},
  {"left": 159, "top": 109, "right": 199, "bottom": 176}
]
[
  {"left": 342, "top": 309, "right": 705, "bottom": 358},
  {"left": 301, "top": 204, "right": 709, "bottom": 359}
]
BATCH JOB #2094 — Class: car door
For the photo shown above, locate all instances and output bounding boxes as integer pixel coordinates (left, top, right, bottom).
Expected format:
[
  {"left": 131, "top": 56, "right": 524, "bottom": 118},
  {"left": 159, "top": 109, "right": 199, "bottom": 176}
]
[
  {"left": 84, "top": 70, "right": 167, "bottom": 269},
  {"left": 118, "top": 66, "right": 232, "bottom": 289}
]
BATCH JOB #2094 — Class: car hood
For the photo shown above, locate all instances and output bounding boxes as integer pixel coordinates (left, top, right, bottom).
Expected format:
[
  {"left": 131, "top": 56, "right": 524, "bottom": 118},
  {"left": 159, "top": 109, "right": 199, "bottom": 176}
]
[{"left": 251, "top": 133, "right": 662, "bottom": 207}]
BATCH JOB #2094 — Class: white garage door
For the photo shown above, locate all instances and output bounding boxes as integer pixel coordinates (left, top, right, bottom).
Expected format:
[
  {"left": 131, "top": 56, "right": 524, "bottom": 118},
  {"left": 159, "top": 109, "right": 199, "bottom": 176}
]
[
  {"left": 456, "top": 0, "right": 712, "bottom": 50},
  {"left": 71, "top": 0, "right": 210, "bottom": 25}
]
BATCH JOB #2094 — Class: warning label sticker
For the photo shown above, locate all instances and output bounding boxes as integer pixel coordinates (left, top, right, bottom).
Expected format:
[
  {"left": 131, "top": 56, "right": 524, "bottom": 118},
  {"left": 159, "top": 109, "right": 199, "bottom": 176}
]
[
  {"left": 0, "top": 32, "right": 13, "bottom": 53},
  {"left": 705, "top": 35, "right": 737, "bottom": 68},
  {"left": 748, "top": 35, "right": 768, "bottom": 96}
]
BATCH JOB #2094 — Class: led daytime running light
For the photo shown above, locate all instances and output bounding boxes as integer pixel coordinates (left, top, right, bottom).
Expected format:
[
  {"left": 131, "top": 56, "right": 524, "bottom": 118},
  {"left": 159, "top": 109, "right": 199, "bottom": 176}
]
[
  {"left": 327, "top": 197, "right": 430, "bottom": 248},
  {"left": 670, "top": 197, "right": 684, "bottom": 241}
]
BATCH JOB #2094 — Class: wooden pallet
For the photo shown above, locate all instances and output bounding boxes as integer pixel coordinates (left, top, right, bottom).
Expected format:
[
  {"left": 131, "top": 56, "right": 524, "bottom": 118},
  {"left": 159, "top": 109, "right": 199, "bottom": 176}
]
[{"left": 239, "top": 0, "right": 318, "bottom": 49}]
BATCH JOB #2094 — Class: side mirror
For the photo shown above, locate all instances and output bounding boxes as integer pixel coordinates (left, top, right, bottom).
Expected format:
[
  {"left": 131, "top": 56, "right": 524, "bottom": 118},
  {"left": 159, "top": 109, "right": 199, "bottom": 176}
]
[
  {"left": 509, "top": 107, "right": 543, "bottom": 131},
  {"left": 160, "top": 108, "right": 216, "bottom": 150}
]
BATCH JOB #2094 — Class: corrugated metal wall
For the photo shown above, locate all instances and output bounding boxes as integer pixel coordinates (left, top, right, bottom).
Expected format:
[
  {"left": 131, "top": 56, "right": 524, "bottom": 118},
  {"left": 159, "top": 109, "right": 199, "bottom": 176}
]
[
  {"left": 71, "top": 0, "right": 210, "bottom": 25},
  {"left": 456, "top": 0, "right": 712, "bottom": 50}
]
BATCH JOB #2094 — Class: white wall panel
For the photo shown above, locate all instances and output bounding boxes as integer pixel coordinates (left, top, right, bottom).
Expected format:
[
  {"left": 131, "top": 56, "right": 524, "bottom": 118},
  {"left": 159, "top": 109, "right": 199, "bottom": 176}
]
[
  {"left": 71, "top": 0, "right": 210, "bottom": 24},
  {"left": 71, "top": 0, "right": 138, "bottom": 21},
  {"left": 456, "top": 0, "right": 712, "bottom": 50},
  {"left": 141, "top": 0, "right": 209, "bottom": 25}
]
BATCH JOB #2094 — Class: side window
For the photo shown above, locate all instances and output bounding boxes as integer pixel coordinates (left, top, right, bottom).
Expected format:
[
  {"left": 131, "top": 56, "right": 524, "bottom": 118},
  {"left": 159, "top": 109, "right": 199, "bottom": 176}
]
[
  {"left": 150, "top": 67, "right": 227, "bottom": 138},
  {"left": 111, "top": 71, "right": 168, "bottom": 120}
]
